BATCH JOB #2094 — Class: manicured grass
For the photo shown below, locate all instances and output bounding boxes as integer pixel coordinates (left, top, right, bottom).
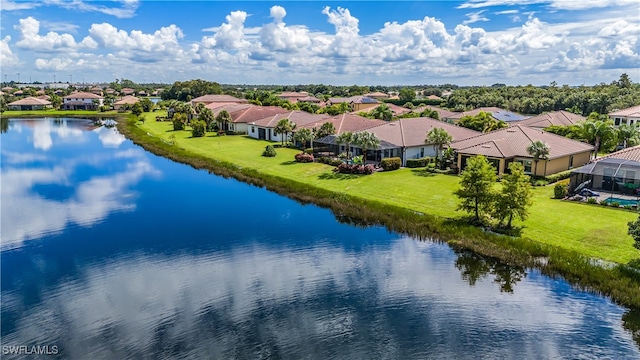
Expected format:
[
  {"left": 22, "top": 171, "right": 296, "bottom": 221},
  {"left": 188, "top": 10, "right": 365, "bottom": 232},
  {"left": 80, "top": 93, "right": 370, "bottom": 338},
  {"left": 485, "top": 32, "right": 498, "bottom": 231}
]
[{"left": 138, "top": 114, "right": 638, "bottom": 264}]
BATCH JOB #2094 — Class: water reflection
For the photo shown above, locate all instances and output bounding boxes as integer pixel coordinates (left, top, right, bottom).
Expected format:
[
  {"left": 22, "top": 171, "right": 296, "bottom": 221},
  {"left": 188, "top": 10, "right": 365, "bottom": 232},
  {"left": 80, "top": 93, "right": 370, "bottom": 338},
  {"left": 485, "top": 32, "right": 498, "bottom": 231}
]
[
  {"left": 0, "top": 119, "right": 157, "bottom": 249},
  {"left": 455, "top": 250, "right": 527, "bottom": 293},
  {"left": 2, "top": 239, "right": 638, "bottom": 358}
]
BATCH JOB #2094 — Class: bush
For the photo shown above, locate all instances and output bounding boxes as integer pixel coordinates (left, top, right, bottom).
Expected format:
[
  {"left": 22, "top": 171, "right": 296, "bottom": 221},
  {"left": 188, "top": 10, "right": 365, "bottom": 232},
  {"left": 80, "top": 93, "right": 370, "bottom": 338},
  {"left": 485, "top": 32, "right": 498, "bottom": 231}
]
[
  {"left": 304, "top": 148, "right": 314, "bottom": 154},
  {"left": 262, "top": 145, "right": 277, "bottom": 157},
  {"left": 191, "top": 120, "right": 206, "bottom": 137},
  {"left": 380, "top": 157, "right": 401, "bottom": 171},
  {"left": 317, "top": 157, "right": 343, "bottom": 166},
  {"left": 217, "top": 130, "right": 226, "bottom": 136},
  {"left": 554, "top": 184, "right": 568, "bottom": 199},
  {"left": 587, "top": 198, "right": 598, "bottom": 204},
  {"left": 172, "top": 117, "right": 185, "bottom": 131},
  {"left": 545, "top": 169, "right": 573, "bottom": 184},
  {"left": 333, "top": 163, "right": 375, "bottom": 175},
  {"left": 295, "top": 153, "right": 314, "bottom": 163},
  {"left": 406, "top": 158, "right": 429, "bottom": 168}
]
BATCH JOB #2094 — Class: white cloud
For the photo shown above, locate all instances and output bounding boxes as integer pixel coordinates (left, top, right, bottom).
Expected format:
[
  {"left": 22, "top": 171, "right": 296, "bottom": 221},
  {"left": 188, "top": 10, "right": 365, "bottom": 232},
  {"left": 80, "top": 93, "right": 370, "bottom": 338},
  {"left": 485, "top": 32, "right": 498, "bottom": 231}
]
[
  {"left": 458, "top": 0, "right": 637, "bottom": 9},
  {"left": 258, "top": 5, "right": 311, "bottom": 52},
  {"left": 201, "top": 11, "right": 250, "bottom": 50},
  {"left": 42, "top": 0, "right": 139, "bottom": 18},
  {"left": 14, "top": 17, "right": 96, "bottom": 51},
  {"left": 494, "top": 10, "right": 519, "bottom": 14},
  {"left": 0, "top": 0, "right": 41, "bottom": 10},
  {"left": 0, "top": 36, "right": 20, "bottom": 66},
  {"left": 463, "top": 10, "right": 490, "bottom": 25}
]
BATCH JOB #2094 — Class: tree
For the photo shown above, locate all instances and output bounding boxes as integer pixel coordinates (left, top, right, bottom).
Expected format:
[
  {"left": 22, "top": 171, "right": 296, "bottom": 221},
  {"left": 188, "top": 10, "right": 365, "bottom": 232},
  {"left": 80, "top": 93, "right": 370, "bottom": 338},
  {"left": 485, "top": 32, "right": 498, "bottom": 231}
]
[
  {"left": 131, "top": 102, "right": 143, "bottom": 117},
  {"left": 370, "top": 104, "right": 393, "bottom": 121},
  {"left": 399, "top": 88, "right": 416, "bottom": 103},
  {"left": 458, "top": 111, "right": 507, "bottom": 132},
  {"left": 172, "top": 112, "right": 186, "bottom": 131},
  {"left": 215, "top": 110, "right": 231, "bottom": 132},
  {"left": 191, "top": 120, "right": 206, "bottom": 137},
  {"left": 455, "top": 155, "right": 497, "bottom": 223},
  {"left": 353, "top": 131, "right": 380, "bottom": 164},
  {"left": 526, "top": 141, "right": 550, "bottom": 177},
  {"left": 315, "top": 122, "right": 336, "bottom": 139},
  {"left": 617, "top": 124, "right": 640, "bottom": 149},
  {"left": 577, "top": 116, "right": 616, "bottom": 156},
  {"left": 335, "top": 131, "right": 355, "bottom": 159},
  {"left": 199, "top": 108, "right": 215, "bottom": 131},
  {"left": 493, "top": 162, "right": 533, "bottom": 228},
  {"left": 426, "top": 127, "right": 453, "bottom": 167},
  {"left": 139, "top": 97, "right": 154, "bottom": 112},
  {"left": 273, "top": 118, "right": 294, "bottom": 146},
  {"left": 627, "top": 215, "right": 640, "bottom": 250},
  {"left": 294, "top": 128, "right": 313, "bottom": 151}
]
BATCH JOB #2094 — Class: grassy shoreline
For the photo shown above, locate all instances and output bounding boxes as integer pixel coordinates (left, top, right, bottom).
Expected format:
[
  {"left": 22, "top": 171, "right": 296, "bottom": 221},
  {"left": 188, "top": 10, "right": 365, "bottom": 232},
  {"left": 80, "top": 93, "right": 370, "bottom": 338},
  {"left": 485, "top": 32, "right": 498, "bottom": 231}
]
[{"left": 113, "top": 114, "right": 640, "bottom": 310}]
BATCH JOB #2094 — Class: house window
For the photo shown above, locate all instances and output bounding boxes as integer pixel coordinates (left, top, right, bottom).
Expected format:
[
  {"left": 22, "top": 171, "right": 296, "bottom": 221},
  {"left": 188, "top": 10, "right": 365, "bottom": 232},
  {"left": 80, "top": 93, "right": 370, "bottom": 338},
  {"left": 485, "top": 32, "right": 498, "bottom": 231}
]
[
  {"left": 569, "top": 155, "right": 574, "bottom": 169},
  {"left": 614, "top": 117, "right": 621, "bottom": 126},
  {"left": 251, "top": 126, "right": 255, "bottom": 133},
  {"left": 420, "top": 147, "right": 424, "bottom": 158},
  {"left": 523, "top": 160, "right": 533, "bottom": 174}
]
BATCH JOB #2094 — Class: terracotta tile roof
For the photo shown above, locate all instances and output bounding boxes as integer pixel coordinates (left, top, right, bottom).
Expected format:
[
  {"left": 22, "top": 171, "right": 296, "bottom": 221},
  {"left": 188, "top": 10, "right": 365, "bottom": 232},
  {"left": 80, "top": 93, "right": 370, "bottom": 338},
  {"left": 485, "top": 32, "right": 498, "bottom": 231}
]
[
  {"left": 113, "top": 95, "right": 139, "bottom": 105},
  {"left": 364, "top": 91, "right": 389, "bottom": 98},
  {"left": 191, "top": 94, "right": 247, "bottom": 104},
  {"left": 299, "top": 113, "right": 386, "bottom": 134},
  {"left": 366, "top": 117, "right": 480, "bottom": 148},
  {"left": 230, "top": 105, "right": 289, "bottom": 124},
  {"left": 355, "top": 103, "right": 411, "bottom": 116},
  {"left": 426, "top": 95, "right": 443, "bottom": 100},
  {"left": 278, "top": 91, "right": 308, "bottom": 98},
  {"left": 251, "top": 110, "right": 329, "bottom": 128},
  {"left": 63, "top": 92, "right": 102, "bottom": 99},
  {"left": 609, "top": 105, "right": 640, "bottom": 117},
  {"left": 451, "top": 125, "right": 594, "bottom": 159},
  {"left": 328, "top": 96, "right": 380, "bottom": 105},
  {"left": 8, "top": 96, "right": 51, "bottom": 106},
  {"left": 594, "top": 145, "right": 640, "bottom": 163},
  {"left": 509, "top": 110, "right": 585, "bottom": 128}
]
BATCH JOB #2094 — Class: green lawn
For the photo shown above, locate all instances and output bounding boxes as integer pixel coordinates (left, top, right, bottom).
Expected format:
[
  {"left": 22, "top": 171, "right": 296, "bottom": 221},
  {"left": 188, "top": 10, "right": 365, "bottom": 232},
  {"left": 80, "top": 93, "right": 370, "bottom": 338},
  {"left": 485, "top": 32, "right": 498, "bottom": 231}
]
[{"left": 138, "top": 115, "right": 639, "bottom": 264}]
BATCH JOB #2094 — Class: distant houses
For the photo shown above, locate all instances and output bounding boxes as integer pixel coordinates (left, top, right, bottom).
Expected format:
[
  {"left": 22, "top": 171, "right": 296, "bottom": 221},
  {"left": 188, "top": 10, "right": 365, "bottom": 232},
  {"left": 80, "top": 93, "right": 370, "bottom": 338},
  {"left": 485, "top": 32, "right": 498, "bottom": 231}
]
[
  {"left": 62, "top": 92, "right": 103, "bottom": 110},
  {"left": 327, "top": 96, "right": 380, "bottom": 112},
  {"left": 7, "top": 97, "right": 52, "bottom": 110},
  {"left": 191, "top": 94, "right": 248, "bottom": 107},
  {"left": 609, "top": 105, "right": 640, "bottom": 127},
  {"left": 509, "top": 110, "right": 585, "bottom": 129},
  {"left": 444, "top": 107, "right": 528, "bottom": 124},
  {"left": 113, "top": 95, "right": 140, "bottom": 111}
]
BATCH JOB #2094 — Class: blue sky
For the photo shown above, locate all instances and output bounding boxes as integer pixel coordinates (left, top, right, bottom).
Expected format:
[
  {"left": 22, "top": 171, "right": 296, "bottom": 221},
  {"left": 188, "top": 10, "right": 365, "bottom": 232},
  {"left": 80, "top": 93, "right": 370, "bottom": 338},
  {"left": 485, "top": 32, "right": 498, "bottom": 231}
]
[{"left": 1, "top": 0, "right": 638, "bottom": 86}]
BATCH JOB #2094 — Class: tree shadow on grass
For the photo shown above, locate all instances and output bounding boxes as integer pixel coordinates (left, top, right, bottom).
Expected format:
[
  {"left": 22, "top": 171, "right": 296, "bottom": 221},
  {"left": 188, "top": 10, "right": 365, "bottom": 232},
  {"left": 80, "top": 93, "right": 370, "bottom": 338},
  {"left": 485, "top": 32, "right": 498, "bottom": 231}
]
[
  {"left": 410, "top": 169, "right": 435, "bottom": 177},
  {"left": 280, "top": 160, "right": 298, "bottom": 166},
  {"left": 318, "top": 172, "right": 359, "bottom": 180}
]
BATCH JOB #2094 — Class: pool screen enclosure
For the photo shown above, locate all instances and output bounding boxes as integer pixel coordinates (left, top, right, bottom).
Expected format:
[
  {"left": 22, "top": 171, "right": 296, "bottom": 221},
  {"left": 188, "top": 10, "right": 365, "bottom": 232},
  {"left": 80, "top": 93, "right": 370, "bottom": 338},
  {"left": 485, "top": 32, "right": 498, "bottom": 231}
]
[{"left": 569, "top": 158, "right": 640, "bottom": 198}]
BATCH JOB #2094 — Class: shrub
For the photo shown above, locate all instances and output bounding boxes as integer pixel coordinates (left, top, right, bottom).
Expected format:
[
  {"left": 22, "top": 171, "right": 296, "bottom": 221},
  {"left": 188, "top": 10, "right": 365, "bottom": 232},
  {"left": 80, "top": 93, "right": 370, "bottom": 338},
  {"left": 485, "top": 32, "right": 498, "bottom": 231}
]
[
  {"left": 406, "top": 158, "right": 429, "bottom": 168},
  {"left": 191, "top": 120, "right": 206, "bottom": 137},
  {"left": 304, "top": 148, "right": 314, "bottom": 154},
  {"left": 295, "top": 152, "right": 314, "bottom": 163},
  {"left": 586, "top": 198, "right": 597, "bottom": 204},
  {"left": 333, "top": 163, "right": 375, "bottom": 175},
  {"left": 380, "top": 157, "right": 401, "bottom": 171},
  {"left": 262, "top": 145, "right": 277, "bottom": 157},
  {"left": 545, "top": 169, "right": 573, "bottom": 184},
  {"left": 217, "top": 130, "right": 226, "bottom": 136},
  {"left": 317, "top": 157, "right": 343, "bottom": 166},
  {"left": 172, "top": 117, "right": 185, "bottom": 131},
  {"left": 553, "top": 184, "right": 568, "bottom": 199},
  {"left": 610, "top": 201, "right": 621, "bottom": 208}
]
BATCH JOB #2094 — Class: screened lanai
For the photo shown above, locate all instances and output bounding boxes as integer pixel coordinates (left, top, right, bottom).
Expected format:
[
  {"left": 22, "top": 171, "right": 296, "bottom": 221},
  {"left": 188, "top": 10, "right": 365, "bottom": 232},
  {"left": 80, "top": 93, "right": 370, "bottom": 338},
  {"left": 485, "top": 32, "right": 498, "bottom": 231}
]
[{"left": 569, "top": 158, "right": 640, "bottom": 197}]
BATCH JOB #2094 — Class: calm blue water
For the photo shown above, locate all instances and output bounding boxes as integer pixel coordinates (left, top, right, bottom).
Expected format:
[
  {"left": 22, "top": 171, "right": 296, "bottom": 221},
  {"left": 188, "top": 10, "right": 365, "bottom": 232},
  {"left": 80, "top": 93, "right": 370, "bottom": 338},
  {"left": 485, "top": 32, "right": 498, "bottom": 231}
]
[{"left": 1, "top": 118, "right": 639, "bottom": 359}]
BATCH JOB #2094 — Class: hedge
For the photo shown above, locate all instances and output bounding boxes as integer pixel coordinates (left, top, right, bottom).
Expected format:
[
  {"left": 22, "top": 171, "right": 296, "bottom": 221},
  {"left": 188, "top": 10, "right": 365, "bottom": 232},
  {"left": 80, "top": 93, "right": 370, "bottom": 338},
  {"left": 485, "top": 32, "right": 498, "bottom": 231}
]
[
  {"left": 406, "top": 157, "right": 430, "bottom": 168},
  {"left": 545, "top": 169, "right": 573, "bottom": 184},
  {"left": 381, "top": 157, "right": 401, "bottom": 171}
]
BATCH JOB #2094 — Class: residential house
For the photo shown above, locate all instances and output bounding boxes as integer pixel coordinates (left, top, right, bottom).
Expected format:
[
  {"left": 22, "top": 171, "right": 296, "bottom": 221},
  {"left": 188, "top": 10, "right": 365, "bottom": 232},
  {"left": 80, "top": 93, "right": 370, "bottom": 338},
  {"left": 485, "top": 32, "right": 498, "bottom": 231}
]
[
  {"left": 357, "top": 103, "right": 412, "bottom": 117},
  {"left": 570, "top": 145, "right": 640, "bottom": 195},
  {"left": 413, "top": 105, "right": 457, "bottom": 121},
  {"left": 247, "top": 111, "right": 329, "bottom": 142},
  {"left": 366, "top": 117, "right": 481, "bottom": 166},
  {"left": 327, "top": 96, "right": 380, "bottom": 112},
  {"left": 363, "top": 92, "right": 390, "bottom": 100},
  {"left": 88, "top": 86, "right": 103, "bottom": 95},
  {"left": 7, "top": 96, "right": 52, "bottom": 110},
  {"left": 509, "top": 110, "right": 585, "bottom": 129},
  {"left": 444, "top": 107, "right": 528, "bottom": 124},
  {"left": 208, "top": 104, "right": 288, "bottom": 133},
  {"left": 62, "top": 92, "right": 104, "bottom": 110},
  {"left": 305, "top": 114, "right": 387, "bottom": 157},
  {"left": 450, "top": 125, "right": 594, "bottom": 176},
  {"left": 609, "top": 105, "right": 640, "bottom": 127},
  {"left": 121, "top": 88, "right": 135, "bottom": 96},
  {"left": 113, "top": 95, "right": 139, "bottom": 110},
  {"left": 191, "top": 94, "right": 248, "bottom": 107}
]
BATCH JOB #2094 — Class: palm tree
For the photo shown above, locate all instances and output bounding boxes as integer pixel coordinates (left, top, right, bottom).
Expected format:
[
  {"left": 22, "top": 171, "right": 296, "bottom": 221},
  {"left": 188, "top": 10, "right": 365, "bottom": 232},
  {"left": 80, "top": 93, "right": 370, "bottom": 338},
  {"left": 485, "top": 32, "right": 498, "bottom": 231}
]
[
  {"left": 335, "top": 131, "right": 355, "bottom": 159},
  {"left": 371, "top": 104, "right": 393, "bottom": 121},
  {"left": 426, "top": 127, "right": 453, "bottom": 167},
  {"left": 294, "top": 128, "right": 313, "bottom": 151},
  {"left": 577, "top": 118, "right": 615, "bottom": 157},
  {"left": 354, "top": 131, "right": 380, "bottom": 164},
  {"left": 273, "top": 118, "right": 291, "bottom": 146},
  {"left": 215, "top": 110, "right": 231, "bottom": 132},
  {"left": 315, "top": 122, "right": 336, "bottom": 139},
  {"left": 617, "top": 123, "right": 640, "bottom": 148},
  {"left": 526, "top": 141, "right": 550, "bottom": 177}
]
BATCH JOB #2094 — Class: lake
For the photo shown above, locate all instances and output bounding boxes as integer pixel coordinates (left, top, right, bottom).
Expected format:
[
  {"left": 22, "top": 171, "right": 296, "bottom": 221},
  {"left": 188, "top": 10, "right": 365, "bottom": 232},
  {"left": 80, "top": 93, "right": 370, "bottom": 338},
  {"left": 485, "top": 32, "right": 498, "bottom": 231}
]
[{"left": 1, "top": 118, "right": 639, "bottom": 359}]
